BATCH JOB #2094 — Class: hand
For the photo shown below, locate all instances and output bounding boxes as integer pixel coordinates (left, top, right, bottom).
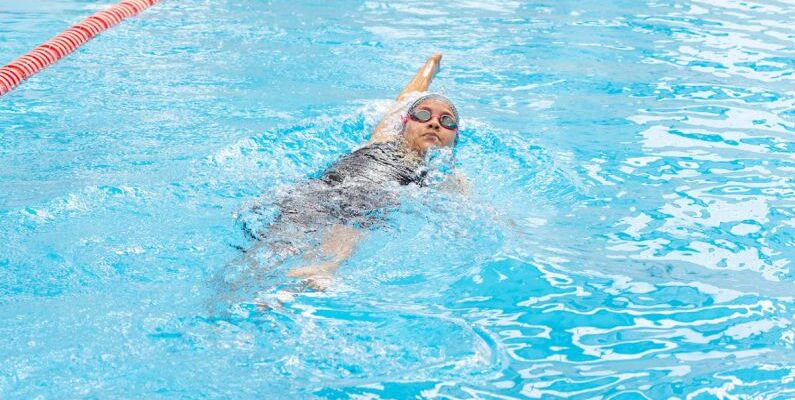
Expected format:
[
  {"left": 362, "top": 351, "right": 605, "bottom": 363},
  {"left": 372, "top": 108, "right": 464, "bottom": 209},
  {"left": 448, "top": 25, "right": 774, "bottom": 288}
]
[
  {"left": 287, "top": 262, "right": 338, "bottom": 291},
  {"left": 440, "top": 171, "right": 471, "bottom": 195},
  {"left": 428, "top": 53, "right": 442, "bottom": 77}
]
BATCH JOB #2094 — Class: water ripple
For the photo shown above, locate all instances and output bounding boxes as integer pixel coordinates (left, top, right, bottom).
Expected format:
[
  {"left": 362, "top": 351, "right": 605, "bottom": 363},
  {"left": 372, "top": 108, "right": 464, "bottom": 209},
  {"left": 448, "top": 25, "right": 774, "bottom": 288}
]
[{"left": 2, "top": 0, "right": 795, "bottom": 398}]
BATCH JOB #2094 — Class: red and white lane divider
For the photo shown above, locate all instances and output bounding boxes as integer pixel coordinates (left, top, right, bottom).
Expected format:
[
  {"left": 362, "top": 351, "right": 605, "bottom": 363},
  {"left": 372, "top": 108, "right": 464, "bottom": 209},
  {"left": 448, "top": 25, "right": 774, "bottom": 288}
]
[{"left": 0, "top": 0, "right": 161, "bottom": 97}]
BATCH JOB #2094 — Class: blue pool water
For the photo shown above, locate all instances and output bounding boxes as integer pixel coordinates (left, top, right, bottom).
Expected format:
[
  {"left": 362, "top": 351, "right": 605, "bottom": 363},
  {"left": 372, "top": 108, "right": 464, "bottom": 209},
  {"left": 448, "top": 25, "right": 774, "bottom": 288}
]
[{"left": 2, "top": 0, "right": 795, "bottom": 398}]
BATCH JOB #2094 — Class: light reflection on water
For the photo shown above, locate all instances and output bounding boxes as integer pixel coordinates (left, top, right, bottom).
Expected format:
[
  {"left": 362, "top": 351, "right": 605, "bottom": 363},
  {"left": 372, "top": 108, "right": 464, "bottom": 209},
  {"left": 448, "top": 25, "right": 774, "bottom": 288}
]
[{"left": 1, "top": 0, "right": 794, "bottom": 398}]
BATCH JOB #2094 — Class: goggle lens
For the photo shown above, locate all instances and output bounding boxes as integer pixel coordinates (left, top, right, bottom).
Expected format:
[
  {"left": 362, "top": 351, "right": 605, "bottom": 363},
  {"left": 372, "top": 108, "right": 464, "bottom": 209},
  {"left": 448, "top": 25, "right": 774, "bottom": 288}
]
[
  {"left": 409, "top": 109, "right": 458, "bottom": 130},
  {"left": 440, "top": 115, "right": 458, "bottom": 130},
  {"left": 412, "top": 109, "right": 432, "bottom": 122}
]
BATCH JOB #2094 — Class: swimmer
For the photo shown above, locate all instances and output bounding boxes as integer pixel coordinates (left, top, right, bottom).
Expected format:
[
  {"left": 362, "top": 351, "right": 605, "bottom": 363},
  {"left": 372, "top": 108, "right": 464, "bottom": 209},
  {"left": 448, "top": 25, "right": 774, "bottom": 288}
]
[{"left": 231, "top": 53, "right": 465, "bottom": 297}]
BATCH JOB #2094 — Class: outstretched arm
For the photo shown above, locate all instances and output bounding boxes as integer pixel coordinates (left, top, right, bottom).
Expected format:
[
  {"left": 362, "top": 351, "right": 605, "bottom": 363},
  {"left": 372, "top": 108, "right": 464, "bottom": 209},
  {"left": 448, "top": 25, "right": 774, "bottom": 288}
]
[
  {"left": 395, "top": 52, "right": 442, "bottom": 102},
  {"left": 368, "top": 53, "right": 443, "bottom": 144}
]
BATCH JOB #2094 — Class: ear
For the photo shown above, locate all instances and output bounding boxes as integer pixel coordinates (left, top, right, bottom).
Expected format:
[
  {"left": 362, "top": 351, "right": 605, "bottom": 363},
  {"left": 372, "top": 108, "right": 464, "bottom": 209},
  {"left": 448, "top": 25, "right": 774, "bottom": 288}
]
[{"left": 399, "top": 114, "right": 410, "bottom": 135}]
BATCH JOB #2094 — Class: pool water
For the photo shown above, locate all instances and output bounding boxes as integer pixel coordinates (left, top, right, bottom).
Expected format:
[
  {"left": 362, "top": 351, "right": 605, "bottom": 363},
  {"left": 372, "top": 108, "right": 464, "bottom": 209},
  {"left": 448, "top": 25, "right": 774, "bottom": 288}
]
[{"left": 2, "top": 0, "right": 795, "bottom": 398}]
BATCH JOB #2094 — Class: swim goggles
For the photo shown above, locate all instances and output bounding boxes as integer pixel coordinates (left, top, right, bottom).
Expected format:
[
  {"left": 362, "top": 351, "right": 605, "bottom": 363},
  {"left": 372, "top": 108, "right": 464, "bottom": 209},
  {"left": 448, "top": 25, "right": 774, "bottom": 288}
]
[{"left": 408, "top": 109, "right": 458, "bottom": 130}]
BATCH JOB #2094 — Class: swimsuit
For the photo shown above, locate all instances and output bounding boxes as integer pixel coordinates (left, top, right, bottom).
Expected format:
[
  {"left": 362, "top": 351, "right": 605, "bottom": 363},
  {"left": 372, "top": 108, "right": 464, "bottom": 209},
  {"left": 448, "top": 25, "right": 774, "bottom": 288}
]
[
  {"left": 319, "top": 140, "right": 426, "bottom": 187},
  {"left": 242, "top": 140, "right": 427, "bottom": 240}
]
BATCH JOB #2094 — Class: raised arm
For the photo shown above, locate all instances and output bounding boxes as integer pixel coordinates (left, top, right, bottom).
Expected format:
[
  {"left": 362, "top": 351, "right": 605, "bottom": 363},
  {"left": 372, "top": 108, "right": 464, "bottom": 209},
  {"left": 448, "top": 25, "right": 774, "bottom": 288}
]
[{"left": 368, "top": 53, "right": 443, "bottom": 144}]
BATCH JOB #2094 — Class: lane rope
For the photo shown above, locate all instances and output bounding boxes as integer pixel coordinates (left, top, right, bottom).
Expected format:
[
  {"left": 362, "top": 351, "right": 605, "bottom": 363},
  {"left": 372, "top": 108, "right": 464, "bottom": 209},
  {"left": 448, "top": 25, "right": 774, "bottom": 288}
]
[{"left": 0, "top": 0, "right": 161, "bottom": 97}]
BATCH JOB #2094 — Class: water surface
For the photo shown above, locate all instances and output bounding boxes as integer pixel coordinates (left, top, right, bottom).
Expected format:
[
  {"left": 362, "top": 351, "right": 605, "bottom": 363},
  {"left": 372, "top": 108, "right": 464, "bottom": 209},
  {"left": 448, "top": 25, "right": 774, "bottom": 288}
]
[{"left": 1, "top": 0, "right": 794, "bottom": 398}]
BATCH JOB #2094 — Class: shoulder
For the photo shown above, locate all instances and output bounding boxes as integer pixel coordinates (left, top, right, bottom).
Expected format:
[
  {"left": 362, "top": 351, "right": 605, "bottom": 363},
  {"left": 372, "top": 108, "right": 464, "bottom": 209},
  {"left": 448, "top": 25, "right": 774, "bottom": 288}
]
[
  {"left": 344, "top": 140, "right": 404, "bottom": 160},
  {"left": 318, "top": 143, "right": 392, "bottom": 184},
  {"left": 360, "top": 140, "right": 402, "bottom": 153}
]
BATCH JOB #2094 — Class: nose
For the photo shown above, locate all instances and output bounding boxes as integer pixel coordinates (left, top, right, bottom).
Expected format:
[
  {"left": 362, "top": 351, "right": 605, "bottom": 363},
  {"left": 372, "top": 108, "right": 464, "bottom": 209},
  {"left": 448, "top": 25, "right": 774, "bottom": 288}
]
[{"left": 426, "top": 120, "right": 440, "bottom": 129}]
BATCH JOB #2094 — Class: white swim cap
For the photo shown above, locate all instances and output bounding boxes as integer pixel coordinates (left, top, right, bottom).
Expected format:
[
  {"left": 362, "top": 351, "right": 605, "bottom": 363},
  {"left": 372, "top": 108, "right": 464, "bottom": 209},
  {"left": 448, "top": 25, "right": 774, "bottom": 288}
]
[{"left": 407, "top": 93, "right": 459, "bottom": 123}]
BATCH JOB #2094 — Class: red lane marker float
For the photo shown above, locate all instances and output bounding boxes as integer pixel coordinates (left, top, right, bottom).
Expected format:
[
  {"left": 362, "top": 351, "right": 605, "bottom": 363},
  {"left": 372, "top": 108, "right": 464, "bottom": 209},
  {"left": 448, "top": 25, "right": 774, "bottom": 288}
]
[{"left": 0, "top": 0, "right": 160, "bottom": 97}]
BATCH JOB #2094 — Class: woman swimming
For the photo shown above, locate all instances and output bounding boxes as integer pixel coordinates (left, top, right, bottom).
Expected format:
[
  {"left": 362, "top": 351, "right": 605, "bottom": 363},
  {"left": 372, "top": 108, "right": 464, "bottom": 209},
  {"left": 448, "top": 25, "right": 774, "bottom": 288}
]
[{"left": 230, "top": 53, "right": 463, "bottom": 293}]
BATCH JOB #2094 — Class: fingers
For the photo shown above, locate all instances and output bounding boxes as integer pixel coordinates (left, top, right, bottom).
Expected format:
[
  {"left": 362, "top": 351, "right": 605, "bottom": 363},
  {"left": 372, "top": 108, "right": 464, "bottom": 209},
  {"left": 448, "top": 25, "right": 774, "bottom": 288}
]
[
  {"left": 429, "top": 53, "right": 442, "bottom": 75},
  {"left": 306, "top": 274, "right": 332, "bottom": 291}
]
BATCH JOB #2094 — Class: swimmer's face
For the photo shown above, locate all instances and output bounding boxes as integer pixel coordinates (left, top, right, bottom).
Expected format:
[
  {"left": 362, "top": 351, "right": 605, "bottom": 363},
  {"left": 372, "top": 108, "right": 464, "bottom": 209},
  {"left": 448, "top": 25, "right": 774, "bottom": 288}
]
[{"left": 403, "top": 99, "right": 458, "bottom": 155}]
